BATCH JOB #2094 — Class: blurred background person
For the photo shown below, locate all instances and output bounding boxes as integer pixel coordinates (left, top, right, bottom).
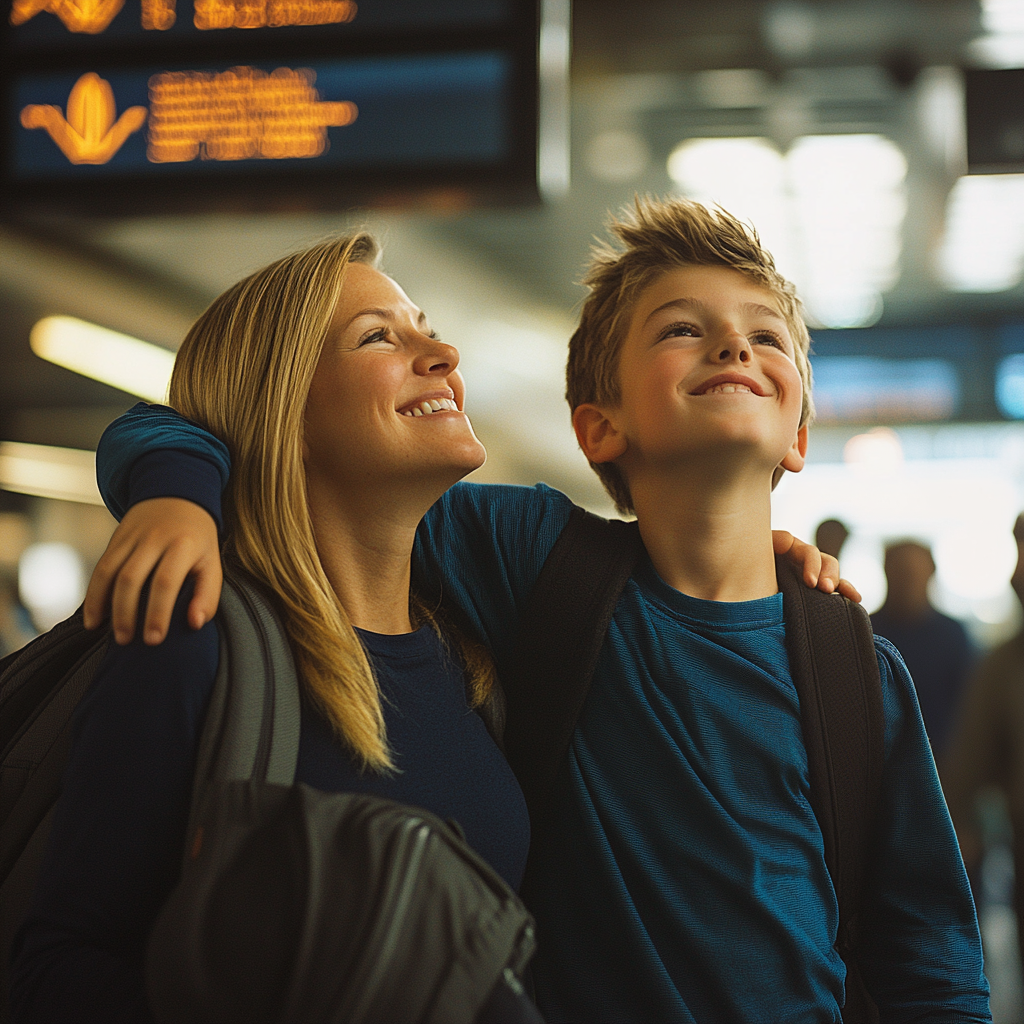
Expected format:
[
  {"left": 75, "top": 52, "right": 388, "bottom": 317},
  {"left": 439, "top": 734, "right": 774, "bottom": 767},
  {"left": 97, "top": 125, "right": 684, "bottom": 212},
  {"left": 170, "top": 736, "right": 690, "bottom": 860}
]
[
  {"left": 871, "top": 539, "right": 975, "bottom": 763},
  {"left": 946, "top": 515, "right": 1024, "bottom": 983},
  {"left": 814, "top": 518, "right": 850, "bottom": 561}
]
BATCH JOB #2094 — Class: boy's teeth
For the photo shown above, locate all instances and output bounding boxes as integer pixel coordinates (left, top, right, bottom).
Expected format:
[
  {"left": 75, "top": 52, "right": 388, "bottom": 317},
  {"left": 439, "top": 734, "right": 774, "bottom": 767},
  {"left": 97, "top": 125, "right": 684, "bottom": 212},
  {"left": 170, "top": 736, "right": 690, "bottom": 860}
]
[{"left": 706, "top": 383, "right": 751, "bottom": 395}]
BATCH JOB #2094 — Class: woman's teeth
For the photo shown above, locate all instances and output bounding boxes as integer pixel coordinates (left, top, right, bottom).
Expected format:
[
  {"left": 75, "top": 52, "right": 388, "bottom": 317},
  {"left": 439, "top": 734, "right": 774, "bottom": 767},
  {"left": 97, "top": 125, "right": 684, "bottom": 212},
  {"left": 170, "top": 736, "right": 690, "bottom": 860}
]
[{"left": 401, "top": 398, "right": 459, "bottom": 417}]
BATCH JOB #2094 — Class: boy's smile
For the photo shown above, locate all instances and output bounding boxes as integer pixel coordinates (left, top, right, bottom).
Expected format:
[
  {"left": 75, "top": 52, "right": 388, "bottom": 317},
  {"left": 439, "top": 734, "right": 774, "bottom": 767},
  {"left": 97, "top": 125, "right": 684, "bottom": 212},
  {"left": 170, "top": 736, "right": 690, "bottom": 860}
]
[{"left": 576, "top": 264, "right": 807, "bottom": 484}]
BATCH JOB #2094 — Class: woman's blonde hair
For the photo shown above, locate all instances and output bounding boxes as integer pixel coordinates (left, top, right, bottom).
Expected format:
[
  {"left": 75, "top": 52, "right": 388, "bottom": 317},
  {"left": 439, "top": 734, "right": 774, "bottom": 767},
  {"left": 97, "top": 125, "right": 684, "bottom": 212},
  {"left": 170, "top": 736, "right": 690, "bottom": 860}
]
[{"left": 170, "top": 235, "right": 490, "bottom": 771}]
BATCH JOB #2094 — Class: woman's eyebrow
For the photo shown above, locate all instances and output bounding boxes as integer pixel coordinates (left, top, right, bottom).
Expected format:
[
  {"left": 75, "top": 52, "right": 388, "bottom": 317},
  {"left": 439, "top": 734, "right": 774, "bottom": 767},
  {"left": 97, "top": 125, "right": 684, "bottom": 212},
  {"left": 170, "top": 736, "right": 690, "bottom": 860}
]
[{"left": 342, "top": 307, "right": 429, "bottom": 330}]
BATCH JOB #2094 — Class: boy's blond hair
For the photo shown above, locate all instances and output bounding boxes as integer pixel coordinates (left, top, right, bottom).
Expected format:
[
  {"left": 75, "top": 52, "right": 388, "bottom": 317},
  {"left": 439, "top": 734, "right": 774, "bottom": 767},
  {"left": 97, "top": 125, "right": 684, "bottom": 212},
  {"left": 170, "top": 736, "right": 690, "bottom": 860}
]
[{"left": 566, "top": 196, "right": 815, "bottom": 514}]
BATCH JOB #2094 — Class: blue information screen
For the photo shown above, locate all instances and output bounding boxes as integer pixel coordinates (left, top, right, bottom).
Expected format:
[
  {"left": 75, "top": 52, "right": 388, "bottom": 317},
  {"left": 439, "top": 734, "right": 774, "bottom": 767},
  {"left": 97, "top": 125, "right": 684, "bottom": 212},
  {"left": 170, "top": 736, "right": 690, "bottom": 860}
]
[{"left": 2, "top": 0, "right": 537, "bottom": 213}]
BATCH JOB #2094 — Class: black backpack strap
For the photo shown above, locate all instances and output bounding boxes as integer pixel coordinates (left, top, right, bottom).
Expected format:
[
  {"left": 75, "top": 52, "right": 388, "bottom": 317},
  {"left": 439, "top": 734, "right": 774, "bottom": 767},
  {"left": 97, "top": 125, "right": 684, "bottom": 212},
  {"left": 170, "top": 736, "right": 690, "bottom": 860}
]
[
  {"left": 184, "top": 568, "right": 301, "bottom": 845},
  {"left": 775, "top": 555, "right": 884, "bottom": 1024},
  {"left": 503, "top": 505, "right": 642, "bottom": 824}
]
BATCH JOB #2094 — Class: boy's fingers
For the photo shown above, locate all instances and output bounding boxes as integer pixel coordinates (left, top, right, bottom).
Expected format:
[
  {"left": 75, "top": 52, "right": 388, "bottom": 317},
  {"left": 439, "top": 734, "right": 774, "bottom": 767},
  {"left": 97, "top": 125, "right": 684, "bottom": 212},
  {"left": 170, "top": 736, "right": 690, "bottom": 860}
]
[
  {"left": 188, "top": 557, "right": 223, "bottom": 631},
  {"left": 83, "top": 534, "right": 138, "bottom": 629},
  {"left": 110, "top": 550, "right": 161, "bottom": 644},
  {"left": 837, "top": 578, "right": 862, "bottom": 604},
  {"left": 143, "top": 548, "right": 197, "bottom": 644}
]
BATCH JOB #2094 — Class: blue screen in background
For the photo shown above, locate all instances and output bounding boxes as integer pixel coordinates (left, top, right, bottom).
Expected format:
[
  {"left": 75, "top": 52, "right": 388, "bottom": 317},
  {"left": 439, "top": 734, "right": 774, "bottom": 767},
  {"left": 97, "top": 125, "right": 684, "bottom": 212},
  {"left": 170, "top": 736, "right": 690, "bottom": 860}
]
[{"left": 12, "top": 50, "right": 511, "bottom": 179}]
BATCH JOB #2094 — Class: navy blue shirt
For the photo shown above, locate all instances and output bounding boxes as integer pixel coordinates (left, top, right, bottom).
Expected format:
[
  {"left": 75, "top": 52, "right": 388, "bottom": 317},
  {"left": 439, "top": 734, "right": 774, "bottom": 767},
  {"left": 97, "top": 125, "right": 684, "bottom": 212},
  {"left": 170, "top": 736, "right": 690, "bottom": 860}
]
[{"left": 10, "top": 590, "right": 528, "bottom": 1023}]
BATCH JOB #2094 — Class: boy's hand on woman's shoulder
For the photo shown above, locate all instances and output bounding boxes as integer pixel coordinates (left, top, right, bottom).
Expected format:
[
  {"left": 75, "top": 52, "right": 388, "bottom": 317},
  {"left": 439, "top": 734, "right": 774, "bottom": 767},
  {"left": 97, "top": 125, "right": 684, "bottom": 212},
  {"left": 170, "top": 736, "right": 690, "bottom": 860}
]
[
  {"left": 771, "top": 530, "right": 862, "bottom": 603},
  {"left": 84, "top": 498, "right": 223, "bottom": 645}
]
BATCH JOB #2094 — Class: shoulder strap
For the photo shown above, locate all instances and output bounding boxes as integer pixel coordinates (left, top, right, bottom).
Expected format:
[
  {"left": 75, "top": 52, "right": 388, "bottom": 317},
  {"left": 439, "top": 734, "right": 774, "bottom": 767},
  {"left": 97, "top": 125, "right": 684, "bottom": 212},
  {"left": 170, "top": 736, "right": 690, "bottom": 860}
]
[
  {"left": 503, "top": 505, "right": 642, "bottom": 823},
  {"left": 774, "top": 555, "right": 884, "bottom": 1024},
  {"left": 184, "top": 568, "right": 301, "bottom": 844}
]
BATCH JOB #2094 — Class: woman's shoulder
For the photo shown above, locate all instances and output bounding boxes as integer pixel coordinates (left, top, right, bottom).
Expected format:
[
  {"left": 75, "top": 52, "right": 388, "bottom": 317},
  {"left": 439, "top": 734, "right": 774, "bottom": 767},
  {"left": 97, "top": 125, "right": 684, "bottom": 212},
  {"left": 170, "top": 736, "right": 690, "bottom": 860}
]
[{"left": 81, "top": 581, "right": 220, "bottom": 734}]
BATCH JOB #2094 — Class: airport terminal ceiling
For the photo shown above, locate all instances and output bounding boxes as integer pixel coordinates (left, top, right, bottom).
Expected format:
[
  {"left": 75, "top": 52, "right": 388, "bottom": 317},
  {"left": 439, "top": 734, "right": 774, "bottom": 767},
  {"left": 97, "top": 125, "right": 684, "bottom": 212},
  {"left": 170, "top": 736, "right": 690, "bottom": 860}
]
[{"left": 1, "top": 0, "right": 1024, "bottom": 492}]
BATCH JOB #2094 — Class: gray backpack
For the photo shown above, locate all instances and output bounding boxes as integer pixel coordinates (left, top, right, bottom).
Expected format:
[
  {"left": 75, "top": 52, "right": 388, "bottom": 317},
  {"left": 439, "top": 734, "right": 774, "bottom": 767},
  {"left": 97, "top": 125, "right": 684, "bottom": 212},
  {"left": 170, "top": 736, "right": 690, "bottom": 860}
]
[{"left": 0, "top": 568, "right": 536, "bottom": 1023}]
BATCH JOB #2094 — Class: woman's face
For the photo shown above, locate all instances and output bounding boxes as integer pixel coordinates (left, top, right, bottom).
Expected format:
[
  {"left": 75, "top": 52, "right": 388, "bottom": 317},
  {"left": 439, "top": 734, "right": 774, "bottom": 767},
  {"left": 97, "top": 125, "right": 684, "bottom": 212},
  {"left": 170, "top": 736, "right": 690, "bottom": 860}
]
[{"left": 304, "top": 263, "right": 486, "bottom": 501}]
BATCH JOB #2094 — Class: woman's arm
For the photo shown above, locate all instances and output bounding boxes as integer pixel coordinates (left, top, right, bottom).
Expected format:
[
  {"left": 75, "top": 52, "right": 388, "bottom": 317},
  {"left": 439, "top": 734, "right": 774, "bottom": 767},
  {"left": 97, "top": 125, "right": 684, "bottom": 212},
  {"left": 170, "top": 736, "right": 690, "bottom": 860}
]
[{"left": 10, "top": 588, "right": 218, "bottom": 1023}]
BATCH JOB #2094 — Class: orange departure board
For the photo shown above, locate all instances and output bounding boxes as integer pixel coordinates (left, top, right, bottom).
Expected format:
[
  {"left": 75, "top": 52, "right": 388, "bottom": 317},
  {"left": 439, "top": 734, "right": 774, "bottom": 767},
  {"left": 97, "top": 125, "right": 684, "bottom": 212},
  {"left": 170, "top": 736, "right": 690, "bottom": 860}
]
[{"left": 2, "top": 0, "right": 541, "bottom": 214}]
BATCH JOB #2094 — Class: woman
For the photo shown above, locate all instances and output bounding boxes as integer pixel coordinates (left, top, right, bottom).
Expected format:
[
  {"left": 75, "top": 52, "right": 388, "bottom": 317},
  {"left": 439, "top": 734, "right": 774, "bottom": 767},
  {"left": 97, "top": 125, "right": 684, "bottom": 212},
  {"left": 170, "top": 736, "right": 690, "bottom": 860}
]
[{"left": 9, "top": 235, "right": 536, "bottom": 1022}]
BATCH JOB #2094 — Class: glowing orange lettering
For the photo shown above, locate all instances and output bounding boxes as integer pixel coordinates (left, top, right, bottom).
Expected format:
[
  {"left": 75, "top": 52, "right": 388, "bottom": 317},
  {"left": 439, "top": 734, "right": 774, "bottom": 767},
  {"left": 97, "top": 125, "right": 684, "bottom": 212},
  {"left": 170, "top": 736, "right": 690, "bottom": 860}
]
[
  {"left": 193, "top": 0, "right": 355, "bottom": 30},
  {"left": 147, "top": 67, "right": 357, "bottom": 163},
  {"left": 141, "top": 0, "right": 175, "bottom": 29},
  {"left": 10, "top": 0, "right": 123, "bottom": 33},
  {"left": 21, "top": 73, "right": 147, "bottom": 164}
]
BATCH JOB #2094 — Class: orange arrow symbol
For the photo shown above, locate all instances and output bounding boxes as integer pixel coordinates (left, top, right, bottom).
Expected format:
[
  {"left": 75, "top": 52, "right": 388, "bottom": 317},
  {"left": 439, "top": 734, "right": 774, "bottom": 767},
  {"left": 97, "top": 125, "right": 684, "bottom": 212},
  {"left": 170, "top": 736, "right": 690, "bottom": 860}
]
[
  {"left": 21, "top": 73, "right": 147, "bottom": 165},
  {"left": 10, "top": 0, "right": 125, "bottom": 34}
]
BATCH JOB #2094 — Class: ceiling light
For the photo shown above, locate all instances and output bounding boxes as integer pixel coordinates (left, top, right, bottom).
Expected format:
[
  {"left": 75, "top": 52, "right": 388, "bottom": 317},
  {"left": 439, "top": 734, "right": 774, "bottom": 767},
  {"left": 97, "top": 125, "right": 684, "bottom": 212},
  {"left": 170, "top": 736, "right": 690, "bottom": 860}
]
[
  {"left": 0, "top": 441, "right": 102, "bottom": 505},
  {"left": 939, "top": 174, "right": 1024, "bottom": 292},
  {"left": 667, "top": 134, "right": 907, "bottom": 329},
  {"left": 30, "top": 315, "right": 175, "bottom": 402}
]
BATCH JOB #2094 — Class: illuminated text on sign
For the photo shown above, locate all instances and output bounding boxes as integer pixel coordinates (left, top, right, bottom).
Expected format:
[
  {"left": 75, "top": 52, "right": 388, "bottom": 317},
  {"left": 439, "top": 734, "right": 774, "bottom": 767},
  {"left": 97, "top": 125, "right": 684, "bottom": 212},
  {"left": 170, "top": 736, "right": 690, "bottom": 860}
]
[
  {"left": 147, "top": 67, "right": 357, "bottom": 162},
  {"left": 21, "top": 72, "right": 147, "bottom": 162},
  {"left": 9, "top": 0, "right": 355, "bottom": 32},
  {"left": 193, "top": 0, "right": 356, "bottom": 29}
]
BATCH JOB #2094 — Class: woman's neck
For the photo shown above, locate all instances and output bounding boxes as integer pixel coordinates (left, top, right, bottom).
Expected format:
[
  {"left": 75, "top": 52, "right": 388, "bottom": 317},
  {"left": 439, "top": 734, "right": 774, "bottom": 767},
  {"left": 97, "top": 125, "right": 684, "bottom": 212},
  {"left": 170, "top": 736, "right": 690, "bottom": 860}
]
[{"left": 305, "top": 477, "right": 425, "bottom": 634}]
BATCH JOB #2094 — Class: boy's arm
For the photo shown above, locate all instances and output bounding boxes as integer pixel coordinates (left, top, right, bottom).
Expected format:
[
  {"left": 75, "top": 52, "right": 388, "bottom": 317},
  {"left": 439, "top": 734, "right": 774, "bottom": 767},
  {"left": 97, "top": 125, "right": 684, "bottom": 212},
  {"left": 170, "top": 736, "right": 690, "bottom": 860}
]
[
  {"left": 86, "top": 403, "right": 230, "bottom": 643},
  {"left": 85, "top": 407, "right": 856, "bottom": 644},
  {"left": 856, "top": 639, "right": 991, "bottom": 1021}
]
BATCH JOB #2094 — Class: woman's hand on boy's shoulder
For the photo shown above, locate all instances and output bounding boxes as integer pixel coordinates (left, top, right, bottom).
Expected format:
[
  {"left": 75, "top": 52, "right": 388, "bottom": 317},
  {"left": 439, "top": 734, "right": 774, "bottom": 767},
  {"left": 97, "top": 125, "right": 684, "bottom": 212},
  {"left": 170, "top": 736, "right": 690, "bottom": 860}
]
[
  {"left": 84, "top": 498, "right": 223, "bottom": 645},
  {"left": 771, "top": 530, "right": 862, "bottom": 603}
]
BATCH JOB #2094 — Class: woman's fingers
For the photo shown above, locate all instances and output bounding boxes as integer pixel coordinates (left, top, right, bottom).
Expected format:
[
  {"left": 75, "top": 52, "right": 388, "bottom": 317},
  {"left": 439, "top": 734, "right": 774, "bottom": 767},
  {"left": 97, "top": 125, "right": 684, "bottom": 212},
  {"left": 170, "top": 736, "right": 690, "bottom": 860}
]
[
  {"left": 773, "top": 530, "right": 824, "bottom": 588},
  {"left": 817, "top": 554, "right": 840, "bottom": 594}
]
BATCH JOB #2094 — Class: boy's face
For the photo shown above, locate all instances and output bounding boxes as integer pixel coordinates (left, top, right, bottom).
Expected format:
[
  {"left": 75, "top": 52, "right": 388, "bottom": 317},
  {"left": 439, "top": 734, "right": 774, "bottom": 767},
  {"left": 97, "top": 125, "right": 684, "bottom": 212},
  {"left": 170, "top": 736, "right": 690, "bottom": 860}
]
[{"left": 592, "top": 265, "right": 806, "bottom": 483}]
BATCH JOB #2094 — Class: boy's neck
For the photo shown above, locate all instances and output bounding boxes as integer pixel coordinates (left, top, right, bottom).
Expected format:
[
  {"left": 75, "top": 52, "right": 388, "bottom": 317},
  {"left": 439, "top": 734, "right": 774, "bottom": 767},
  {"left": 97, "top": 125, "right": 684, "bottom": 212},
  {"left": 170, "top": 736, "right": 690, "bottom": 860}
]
[{"left": 631, "top": 468, "right": 779, "bottom": 603}]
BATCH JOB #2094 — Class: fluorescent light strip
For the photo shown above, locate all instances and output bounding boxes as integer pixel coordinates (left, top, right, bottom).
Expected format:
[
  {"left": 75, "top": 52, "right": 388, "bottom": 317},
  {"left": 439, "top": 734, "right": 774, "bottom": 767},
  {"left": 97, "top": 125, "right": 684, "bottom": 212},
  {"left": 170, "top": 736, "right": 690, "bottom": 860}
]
[
  {"left": 30, "top": 315, "right": 175, "bottom": 402},
  {"left": 0, "top": 441, "right": 103, "bottom": 505}
]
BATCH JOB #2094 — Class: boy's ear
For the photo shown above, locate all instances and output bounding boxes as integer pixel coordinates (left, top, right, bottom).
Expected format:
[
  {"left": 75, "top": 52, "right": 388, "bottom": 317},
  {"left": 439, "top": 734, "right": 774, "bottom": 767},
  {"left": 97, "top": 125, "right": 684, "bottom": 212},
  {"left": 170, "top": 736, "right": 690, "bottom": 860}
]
[
  {"left": 572, "top": 403, "right": 628, "bottom": 464},
  {"left": 779, "top": 423, "right": 809, "bottom": 475}
]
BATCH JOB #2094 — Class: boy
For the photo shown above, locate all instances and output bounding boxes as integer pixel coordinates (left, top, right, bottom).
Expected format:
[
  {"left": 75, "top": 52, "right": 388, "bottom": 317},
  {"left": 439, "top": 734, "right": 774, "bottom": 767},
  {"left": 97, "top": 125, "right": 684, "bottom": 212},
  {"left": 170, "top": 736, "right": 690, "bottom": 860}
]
[{"left": 85, "top": 199, "right": 988, "bottom": 1021}]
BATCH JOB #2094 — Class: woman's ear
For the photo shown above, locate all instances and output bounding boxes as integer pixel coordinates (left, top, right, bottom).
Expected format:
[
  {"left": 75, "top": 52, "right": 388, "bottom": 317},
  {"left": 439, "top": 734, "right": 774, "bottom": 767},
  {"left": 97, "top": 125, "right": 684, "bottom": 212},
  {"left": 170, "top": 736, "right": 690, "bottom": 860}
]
[
  {"left": 573, "top": 404, "right": 628, "bottom": 464},
  {"left": 779, "top": 423, "right": 809, "bottom": 474}
]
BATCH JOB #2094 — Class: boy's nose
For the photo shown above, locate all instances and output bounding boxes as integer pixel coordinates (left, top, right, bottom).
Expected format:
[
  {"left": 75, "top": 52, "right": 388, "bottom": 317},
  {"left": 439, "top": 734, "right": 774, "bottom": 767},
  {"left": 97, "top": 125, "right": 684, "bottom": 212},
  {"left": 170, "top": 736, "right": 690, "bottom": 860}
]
[{"left": 713, "top": 329, "right": 752, "bottom": 364}]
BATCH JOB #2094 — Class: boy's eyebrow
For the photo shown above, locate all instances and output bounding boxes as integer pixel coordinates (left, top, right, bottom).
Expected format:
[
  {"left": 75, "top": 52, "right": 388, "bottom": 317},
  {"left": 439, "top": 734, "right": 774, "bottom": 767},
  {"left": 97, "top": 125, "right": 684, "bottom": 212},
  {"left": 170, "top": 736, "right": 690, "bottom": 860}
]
[{"left": 643, "top": 297, "right": 786, "bottom": 326}]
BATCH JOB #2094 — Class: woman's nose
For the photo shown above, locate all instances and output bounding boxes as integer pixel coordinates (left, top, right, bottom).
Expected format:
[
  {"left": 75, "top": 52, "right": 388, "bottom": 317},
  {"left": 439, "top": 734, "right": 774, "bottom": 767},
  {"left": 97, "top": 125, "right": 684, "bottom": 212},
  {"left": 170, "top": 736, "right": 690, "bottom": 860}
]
[{"left": 414, "top": 334, "right": 460, "bottom": 376}]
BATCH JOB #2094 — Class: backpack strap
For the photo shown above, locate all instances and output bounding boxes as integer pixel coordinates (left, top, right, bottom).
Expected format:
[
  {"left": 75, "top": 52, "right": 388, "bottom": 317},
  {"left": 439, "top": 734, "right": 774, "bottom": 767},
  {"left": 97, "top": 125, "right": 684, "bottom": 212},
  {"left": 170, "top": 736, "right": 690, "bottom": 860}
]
[
  {"left": 774, "top": 555, "right": 884, "bottom": 1024},
  {"left": 184, "top": 568, "right": 301, "bottom": 845},
  {"left": 503, "top": 505, "right": 642, "bottom": 823}
]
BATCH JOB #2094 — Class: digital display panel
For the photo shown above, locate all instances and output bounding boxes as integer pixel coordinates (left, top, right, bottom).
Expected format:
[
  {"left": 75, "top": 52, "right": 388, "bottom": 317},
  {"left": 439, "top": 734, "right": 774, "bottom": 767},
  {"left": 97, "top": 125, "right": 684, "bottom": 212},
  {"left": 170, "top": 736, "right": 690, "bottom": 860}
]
[
  {"left": 1, "top": 0, "right": 541, "bottom": 213},
  {"left": 9, "top": 0, "right": 509, "bottom": 50}
]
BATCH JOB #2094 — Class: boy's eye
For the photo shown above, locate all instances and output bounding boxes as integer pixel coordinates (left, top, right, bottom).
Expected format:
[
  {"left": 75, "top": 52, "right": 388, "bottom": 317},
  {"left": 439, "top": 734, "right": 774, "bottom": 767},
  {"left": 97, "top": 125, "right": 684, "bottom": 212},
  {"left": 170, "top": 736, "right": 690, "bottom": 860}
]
[
  {"left": 659, "top": 322, "right": 699, "bottom": 341},
  {"left": 752, "top": 331, "right": 783, "bottom": 349}
]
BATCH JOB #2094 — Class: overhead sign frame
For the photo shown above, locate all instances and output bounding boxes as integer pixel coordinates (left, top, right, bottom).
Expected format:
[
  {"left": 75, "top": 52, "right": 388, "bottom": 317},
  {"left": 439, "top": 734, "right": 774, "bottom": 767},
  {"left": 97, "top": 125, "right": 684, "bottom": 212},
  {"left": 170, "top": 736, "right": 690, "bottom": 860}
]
[{"left": 1, "top": 0, "right": 544, "bottom": 215}]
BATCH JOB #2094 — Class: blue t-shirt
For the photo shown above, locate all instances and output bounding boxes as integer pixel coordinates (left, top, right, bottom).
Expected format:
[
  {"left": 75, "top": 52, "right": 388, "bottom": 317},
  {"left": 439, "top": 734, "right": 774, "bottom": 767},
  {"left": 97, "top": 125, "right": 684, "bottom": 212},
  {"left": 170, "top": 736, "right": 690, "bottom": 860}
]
[
  {"left": 92, "top": 406, "right": 991, "bottom": 1024},
  {"left": 10, "top": 588, "right": 528, "bottom": 1023}
]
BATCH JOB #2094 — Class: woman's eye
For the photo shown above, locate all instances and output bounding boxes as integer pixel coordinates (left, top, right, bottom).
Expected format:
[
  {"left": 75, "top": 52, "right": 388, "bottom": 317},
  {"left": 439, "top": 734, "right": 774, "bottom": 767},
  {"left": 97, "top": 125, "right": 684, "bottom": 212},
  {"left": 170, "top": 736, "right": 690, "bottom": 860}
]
[{"left": 359, "top": 328, "right": 390, "bottom": 347}]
